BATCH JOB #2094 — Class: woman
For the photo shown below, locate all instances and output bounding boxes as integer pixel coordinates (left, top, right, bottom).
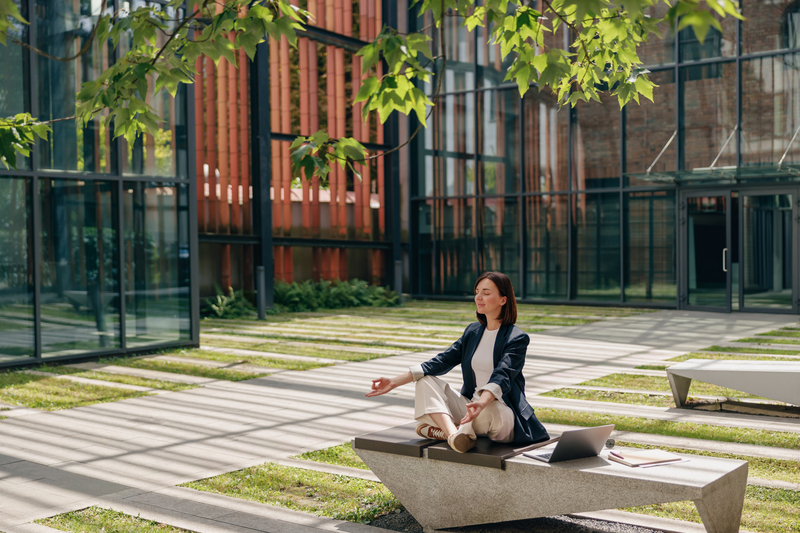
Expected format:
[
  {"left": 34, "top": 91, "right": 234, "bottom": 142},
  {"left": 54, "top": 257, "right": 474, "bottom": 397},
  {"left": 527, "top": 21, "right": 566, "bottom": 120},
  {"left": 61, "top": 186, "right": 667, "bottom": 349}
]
[{"left": 366, "top": 271, "right": 549, "bottom": 453}]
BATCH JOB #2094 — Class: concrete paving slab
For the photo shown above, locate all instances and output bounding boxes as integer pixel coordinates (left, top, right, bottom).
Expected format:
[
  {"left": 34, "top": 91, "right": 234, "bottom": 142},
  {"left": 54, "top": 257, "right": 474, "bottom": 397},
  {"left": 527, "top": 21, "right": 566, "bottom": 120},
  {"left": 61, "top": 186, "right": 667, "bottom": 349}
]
[
  {"left": 200, "top": 333, "right": 405, "bottom": 355},
  {"left": 199, "top": 345, "right": 341, "bottom": 364}
]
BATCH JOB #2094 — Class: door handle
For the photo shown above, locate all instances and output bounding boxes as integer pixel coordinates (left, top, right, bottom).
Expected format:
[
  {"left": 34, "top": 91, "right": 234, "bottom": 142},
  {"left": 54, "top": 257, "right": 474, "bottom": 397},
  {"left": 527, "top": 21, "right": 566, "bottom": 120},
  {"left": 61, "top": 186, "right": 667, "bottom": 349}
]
[{"left": 722, "top": 248, "right": 727, "bottom": 272}]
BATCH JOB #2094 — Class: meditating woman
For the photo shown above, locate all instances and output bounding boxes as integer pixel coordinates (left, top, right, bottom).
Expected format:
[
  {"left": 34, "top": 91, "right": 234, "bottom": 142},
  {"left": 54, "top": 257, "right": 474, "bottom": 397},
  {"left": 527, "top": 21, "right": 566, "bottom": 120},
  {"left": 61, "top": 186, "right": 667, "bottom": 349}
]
[{"left": 366, "top": 271, "right": 549, "bottom": 453}]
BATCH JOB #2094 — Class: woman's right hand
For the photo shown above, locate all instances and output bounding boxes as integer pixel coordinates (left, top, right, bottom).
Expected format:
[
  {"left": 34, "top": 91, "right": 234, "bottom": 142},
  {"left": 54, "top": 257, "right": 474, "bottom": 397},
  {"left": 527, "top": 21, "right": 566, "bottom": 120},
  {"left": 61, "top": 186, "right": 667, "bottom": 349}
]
[{"left": 366, "top": 377, "right": 396, "bottom": 397}]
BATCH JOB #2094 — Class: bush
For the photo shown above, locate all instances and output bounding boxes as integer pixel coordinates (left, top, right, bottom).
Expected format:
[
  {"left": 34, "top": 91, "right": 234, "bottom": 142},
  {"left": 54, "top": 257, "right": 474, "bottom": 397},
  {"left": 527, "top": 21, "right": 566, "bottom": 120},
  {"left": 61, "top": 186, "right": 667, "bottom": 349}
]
[
  {"left": 201, "top": 285, "right": 257, "bottom": 319},
  {"left": 273, "top": 279, "right": 399, "bottom": 312}
]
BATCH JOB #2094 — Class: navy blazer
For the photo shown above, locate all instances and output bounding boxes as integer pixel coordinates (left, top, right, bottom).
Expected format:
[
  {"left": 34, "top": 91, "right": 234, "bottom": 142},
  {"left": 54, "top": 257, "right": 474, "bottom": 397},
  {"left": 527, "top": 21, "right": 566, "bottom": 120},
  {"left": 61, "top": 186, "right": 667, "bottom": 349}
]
[{"left": 419, "top": 322, "right": 550, "bottom": 445}]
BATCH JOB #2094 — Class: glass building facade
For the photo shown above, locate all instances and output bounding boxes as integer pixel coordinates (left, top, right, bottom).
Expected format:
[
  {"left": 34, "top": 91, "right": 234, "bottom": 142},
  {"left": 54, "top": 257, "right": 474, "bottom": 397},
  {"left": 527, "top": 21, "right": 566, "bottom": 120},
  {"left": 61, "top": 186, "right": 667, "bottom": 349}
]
[
  {"left": 411, "top": 1, "right": 800, "bottom": 314},
  {"left": 0, "top": 1, "right": 197, "bottom": 368}
]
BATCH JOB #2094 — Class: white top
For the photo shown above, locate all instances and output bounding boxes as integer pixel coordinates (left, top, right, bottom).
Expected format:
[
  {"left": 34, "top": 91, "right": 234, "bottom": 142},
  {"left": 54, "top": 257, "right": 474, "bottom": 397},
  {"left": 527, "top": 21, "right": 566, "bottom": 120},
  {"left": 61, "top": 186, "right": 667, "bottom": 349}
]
[{"left": 472, "top": 327, "right": 499, "bottom": 392}]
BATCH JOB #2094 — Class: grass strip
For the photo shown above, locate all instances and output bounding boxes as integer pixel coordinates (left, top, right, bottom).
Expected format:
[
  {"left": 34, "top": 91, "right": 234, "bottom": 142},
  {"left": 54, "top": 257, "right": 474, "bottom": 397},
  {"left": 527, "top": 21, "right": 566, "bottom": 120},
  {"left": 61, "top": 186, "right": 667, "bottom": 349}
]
[
  {"left": 41, "top": 365, "right": 196, "bottom": 391},
  {"left": 735, "top": 337, "right": 800, "bottom": 345},
  {"left": 671, "top": 352, "right": 800, "bottom": 363},
  {"left": 540, "top": 388, "right": 676, "bottom": 407},
  {"left": 0, "top": 371, "right": 150, "bottom": 410},
  {"left": 168, "top": 348, "right": 332, "bottom": 371},
  {"left": 577, "top": 373, "right": 764, "bottom": 399},
  {"left": 182, "top": 462, "right": 400, "bottom": 523},
  {"left": 701, "top": 345, "right": 800, "bottom": 356},
  {"left": 101, "top": 358, "right": 269, "bottom": 382},
  {"left": 757, "top": 330, "right": 800, "bottom": 338},
  {"left": 618, "top": 442, "right": 800, "bottom": 485},
  {"left": 534, "top": 408, "right": 800, "bottom": 449},
  {"left": 624, "top": 486, "right": 800, "bottom": 533},
  {"left": 38, "top": 506, "right": 194, "bottom": 533},
  {"left": 294, "top": 443, "right": 369, "bottom": 470},
  {"left": 634, "top": 364, "right": 669, "bottom": 371}
]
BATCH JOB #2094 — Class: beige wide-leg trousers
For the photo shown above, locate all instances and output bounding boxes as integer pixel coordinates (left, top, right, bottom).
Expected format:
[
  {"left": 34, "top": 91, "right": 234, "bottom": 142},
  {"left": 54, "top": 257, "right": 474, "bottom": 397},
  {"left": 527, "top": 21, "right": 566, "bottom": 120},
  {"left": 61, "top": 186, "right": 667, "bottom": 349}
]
[{"left": 414, "top": 375, "right": 515, "bottom": 442}]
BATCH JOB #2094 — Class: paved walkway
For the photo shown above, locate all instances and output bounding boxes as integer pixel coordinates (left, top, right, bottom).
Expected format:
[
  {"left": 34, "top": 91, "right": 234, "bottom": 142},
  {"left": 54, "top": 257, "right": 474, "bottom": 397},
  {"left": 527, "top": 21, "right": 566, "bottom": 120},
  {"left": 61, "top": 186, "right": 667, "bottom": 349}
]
[{"left": 0, "top": 310, "right": 797, "bottom": 533}]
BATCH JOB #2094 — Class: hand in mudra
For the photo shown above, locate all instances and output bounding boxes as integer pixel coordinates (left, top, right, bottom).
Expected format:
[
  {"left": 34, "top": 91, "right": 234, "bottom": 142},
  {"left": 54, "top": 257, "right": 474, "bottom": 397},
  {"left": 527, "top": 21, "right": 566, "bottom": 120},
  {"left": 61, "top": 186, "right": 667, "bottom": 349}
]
[
  {"left": 366, "top": 377, "right": 395, "bottom": 397},
  {"left": 461, "top": 401, "right": 486, "bottom": 425}
]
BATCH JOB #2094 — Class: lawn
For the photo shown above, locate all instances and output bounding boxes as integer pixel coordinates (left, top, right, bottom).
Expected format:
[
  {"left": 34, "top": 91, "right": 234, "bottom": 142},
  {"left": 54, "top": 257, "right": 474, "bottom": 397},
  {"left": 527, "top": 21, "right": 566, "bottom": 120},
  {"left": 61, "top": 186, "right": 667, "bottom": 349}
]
[
  {"left": 39, "top": 507, "right": 193, "bottom": 533},
  {"left": 0, "top": 371, "right": 150, "bottom": 410}
]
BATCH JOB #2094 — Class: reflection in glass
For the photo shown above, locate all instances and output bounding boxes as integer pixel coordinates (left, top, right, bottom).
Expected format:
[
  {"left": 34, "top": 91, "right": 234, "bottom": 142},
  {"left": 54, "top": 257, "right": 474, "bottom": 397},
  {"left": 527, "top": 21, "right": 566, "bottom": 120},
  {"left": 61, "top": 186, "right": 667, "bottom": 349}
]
[
  {"left": 0, "top": 178, "right": 34, "bottom": 361},
  {"left": 741, "top": 0, "right": 796, "bottom": 54},
  {"left": 678, "top": 15, "right": 735, "bottom": 62},
  {"left": 574, "top": 193, "right": 621, "bottom": 301},
  {"left": 480, "top": 198, "right": 519, "bottom": 289},
  {"left": 37, "top": 0, "right": 116, "bottom": 173},
  {"left": 479, "top": 90, "right": 520, "bottom": 194},
  {"left": 435, "top": 198, "right": 475, "bottom": 295},
  {"left": 525, "top": 194, "right": 568, "bottom": 299},
  {"left": 523, "top": 90, "right": 569, "bottom": 193},
  {"left": 435, "top": 9, "right": 474, "bottom": 93},
  {"left": 416, "top": 201, "right": 434, "bottom": 294},
  {"left": 0, "top": 0, "right": 27, "bottom": 116},
  {"left": 625, "top": 70, "right": 676, "bottom": 186},
  {"left": 741, "top": 55, "right": 800, "bottom": 167},
  {"left": 686, "top": 196, "right": 727, "bottom": 308},
  {"left": 742, "top": 194, "right": 793, "bottom": 310},
  {"left": 639, "top": 4, "right": 675, "bottom": 67},
  {"left": 681, "top": 63, "right": 737, "bottom": 171},
  {"left": 40, "top": 179, "right": 120, "bottom": 356},
  {"left": 124, "top": 182, "right": 191, "bottom": 348},
  {"left": 434, "top": 92, "right": 475, "bottom": 196},
  {"left": 624, "top": 191, "right": 676, "bottom": 303},
  {"left": 574, "top": 97, "right": 620, "bottom": 189},
  {"left": 478, "top": 14, "right": 514, "bottom": 88},
  {"left": 120, "top": 17, "right": 188, "bottom": 178}
]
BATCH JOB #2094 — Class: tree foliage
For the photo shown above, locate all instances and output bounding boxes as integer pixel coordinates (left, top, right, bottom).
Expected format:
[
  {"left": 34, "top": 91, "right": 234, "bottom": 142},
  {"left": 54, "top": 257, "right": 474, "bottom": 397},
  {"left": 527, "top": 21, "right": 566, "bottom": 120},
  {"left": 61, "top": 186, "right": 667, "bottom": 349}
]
[{"left": 0, "top": 0, "right": 741, "bottom": 175}]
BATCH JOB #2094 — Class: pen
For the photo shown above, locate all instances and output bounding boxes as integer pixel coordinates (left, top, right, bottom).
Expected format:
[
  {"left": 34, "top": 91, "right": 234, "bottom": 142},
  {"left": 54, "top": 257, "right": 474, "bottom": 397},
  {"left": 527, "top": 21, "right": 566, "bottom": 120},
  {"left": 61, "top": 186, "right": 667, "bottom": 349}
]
[{"left": 609, "top": 451, "right": 624, "bottom": 459}]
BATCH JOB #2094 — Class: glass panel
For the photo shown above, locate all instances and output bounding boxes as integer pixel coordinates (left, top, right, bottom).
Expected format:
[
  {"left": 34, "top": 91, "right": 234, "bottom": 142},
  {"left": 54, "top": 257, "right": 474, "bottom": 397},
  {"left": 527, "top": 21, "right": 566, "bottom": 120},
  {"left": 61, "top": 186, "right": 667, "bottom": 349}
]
[
  {"left": 625, "top": 70, "right": 676, "bottom": 186},
  {"left": 40, "top": 179, "right": 120, "bottom": 356},
  {"left": 0, "top": 178, "right": 34, "bottom": 361},
  {"left": 434, "top": 92, "right": 475, "bottom": 196},
  {"left": 480, "top": 197, "right": 519, "bottom": 288},
  {"left": 574, "top": 97, "right": 620, "bottom": 189},
  {"left": 478, "top": 90, "right": 520, "bottom": 194},
  {"left": 741, "top": 0, "right": 797, "bottom": 54},
  {"left": 686, "top": 195, "right": 728, "bottom": 307},
  {"left": 681, "top": 62, "right": 737, "bottom": 171},
  {"left": 522, "top": 90, "right": 569, "bottom": 193},
  {"left": 525, "top": 194, "right": 568, "bottom": 299},
  {"left": 434, "top": 197, "right": 475, "bottom": 295},
  {"left": 741, "top": 194, "right": 793, "bottom": 310},
  {"left": 478, "top": 12, "right": 514, "bottom": 89},
  {"left": 574, "top": 192, "right": 621, "bottom": 301},
  {"left": 741, "top": 55, "right": 800, "bottom": 167},
  {"left": 624, "top": 191, "right": 676, "bottom": 303},
  {"left": 639, "top": 4, "right": 675, "bottom": 67},
  {"left": 124, "top": 182, "right": 191, "bottom": 348},
  {"left": 416, "top": 123, "right": 435, "bottom": 197},
  {"left": 36, "top": 0, "right": 116, "bottom": 173},
  {"left": 678, "top": 15, "right": 735, "bottom": 62},
  {"left": 435, "top": 8, "right": 475, "bottom": 93},
  {"left": 416, "top": 200, "right": 434, "bottom": 294}
]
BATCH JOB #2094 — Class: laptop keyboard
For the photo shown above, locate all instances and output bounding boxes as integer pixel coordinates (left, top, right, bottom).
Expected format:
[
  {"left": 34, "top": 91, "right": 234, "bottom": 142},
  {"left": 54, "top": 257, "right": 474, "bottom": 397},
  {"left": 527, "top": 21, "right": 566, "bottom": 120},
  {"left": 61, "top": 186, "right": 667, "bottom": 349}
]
[{"left": 538, "top": 453, "right": 552, "bottom": 460}]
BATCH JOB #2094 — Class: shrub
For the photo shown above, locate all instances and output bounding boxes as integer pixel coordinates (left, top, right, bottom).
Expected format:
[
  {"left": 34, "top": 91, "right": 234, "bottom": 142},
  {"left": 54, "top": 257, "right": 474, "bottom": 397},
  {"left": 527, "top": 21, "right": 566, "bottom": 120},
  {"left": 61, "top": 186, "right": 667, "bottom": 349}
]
[
  {"left": 201, "top": 285, "right": 256, "bottom": 318},
  {"left": 274, "top": 279, "right": 399, "bottom": 312}
]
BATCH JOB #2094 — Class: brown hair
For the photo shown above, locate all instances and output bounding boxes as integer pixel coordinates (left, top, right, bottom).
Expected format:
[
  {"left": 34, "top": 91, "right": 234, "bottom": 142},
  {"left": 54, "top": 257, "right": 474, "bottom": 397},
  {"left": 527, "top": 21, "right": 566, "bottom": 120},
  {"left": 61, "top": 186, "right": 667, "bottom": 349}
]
[{"left": 474, "top": 271, "right": 517, "bottom": 326}]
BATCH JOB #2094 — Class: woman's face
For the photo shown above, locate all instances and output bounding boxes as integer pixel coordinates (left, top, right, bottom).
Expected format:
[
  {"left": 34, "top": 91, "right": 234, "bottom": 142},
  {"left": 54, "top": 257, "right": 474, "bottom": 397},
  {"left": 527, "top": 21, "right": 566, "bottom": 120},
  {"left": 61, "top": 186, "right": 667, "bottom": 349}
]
[{"left": 474, "top": 278, "right": 507, "bottom": 321}]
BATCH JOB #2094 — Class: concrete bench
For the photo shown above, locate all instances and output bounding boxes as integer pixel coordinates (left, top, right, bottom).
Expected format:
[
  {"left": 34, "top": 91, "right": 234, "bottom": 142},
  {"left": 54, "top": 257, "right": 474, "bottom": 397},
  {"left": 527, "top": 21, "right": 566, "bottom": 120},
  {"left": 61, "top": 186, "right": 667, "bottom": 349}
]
[
  {"left": 353, "top": 424, "right": 747, "bottom": 533},
  {"left": 667, "top": 359, "right": 800, "bottom": 408}
]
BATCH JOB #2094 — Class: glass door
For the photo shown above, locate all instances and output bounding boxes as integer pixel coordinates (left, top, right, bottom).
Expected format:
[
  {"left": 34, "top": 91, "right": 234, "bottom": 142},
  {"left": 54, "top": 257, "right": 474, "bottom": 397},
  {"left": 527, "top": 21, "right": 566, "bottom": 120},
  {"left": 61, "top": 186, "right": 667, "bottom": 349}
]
[
  {"left": 739, "top": 191, "right": 797, "bottom": 313},
  {"left": 680, "top": 192, "right": 732, "bottom": 312}
]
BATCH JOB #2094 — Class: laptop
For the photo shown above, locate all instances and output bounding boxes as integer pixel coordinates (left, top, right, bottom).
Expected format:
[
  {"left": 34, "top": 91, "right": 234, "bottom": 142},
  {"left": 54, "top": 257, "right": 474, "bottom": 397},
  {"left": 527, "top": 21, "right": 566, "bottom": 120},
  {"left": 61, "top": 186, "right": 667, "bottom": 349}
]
[{"left": 523, "top": 424, "right": 615, "bottom": 463}]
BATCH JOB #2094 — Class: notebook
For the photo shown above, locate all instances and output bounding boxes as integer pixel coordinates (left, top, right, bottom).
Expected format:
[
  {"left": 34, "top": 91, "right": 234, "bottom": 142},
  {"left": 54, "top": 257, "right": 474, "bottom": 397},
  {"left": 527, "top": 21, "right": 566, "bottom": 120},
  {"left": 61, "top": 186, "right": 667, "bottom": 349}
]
[
  {"left": 523, "top": 424, "right": 614, "bottom": 463},
  {"left": 607, "top": 448, "right": 682, "bottom": 467}
]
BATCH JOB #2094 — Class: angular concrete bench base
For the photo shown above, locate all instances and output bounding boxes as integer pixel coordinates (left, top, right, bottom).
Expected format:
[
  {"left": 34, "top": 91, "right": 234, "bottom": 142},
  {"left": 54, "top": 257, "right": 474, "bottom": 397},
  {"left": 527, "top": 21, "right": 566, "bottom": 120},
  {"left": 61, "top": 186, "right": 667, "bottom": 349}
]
[
  {"left": 354, "top": 425, "right": 748, "bottom": 533},
  {"left": 668, "top": 359, "right": 800, "bottom": 407}
]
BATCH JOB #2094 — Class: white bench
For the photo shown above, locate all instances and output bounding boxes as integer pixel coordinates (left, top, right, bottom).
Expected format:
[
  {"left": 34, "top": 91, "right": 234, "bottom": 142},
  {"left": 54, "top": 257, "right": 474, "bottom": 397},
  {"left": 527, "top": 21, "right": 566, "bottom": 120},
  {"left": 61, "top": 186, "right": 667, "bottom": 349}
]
[
  {"left": 354, "top": 424, "right": 748, "bottom": 533},
  {"left": 667, "top": 359, "right": 800, "bottom": 408}
]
